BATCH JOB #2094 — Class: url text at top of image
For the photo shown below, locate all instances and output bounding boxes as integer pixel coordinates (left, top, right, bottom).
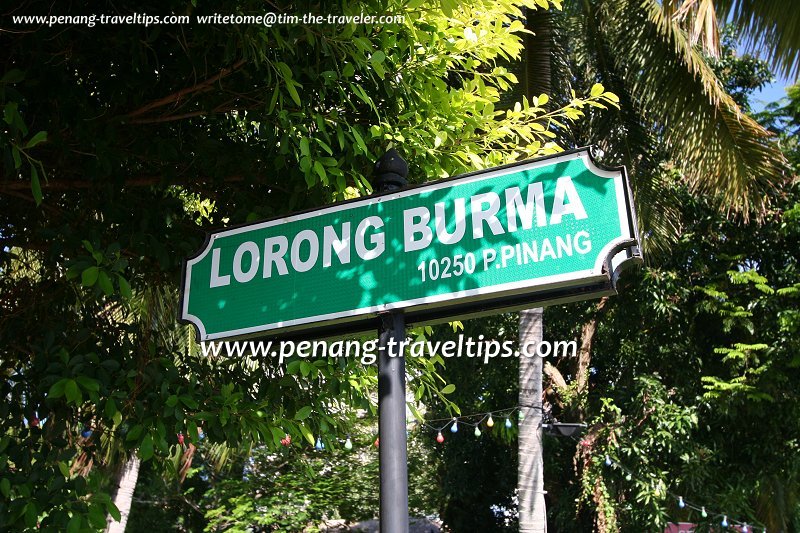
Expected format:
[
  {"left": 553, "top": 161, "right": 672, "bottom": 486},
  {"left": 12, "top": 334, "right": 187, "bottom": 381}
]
[{"left": 9, "top": 12, "right": 406, "bottom": 28}]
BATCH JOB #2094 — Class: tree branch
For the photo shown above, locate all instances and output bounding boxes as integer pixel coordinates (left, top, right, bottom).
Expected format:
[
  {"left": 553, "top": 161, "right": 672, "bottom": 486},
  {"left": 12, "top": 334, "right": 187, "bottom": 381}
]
[
  {"left": 0, "top": 174, "right": 287, "bottom": 193},
  {"left": 122, "top": 59, "right": 247, "bottom": 120}
]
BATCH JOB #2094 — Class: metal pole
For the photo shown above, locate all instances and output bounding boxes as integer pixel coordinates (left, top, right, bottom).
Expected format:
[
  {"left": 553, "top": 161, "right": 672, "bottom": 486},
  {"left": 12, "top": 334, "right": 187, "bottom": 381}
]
[
  {"left": 378, "top": 311, "right": 409, "bottom": 533},
  {"left": 373, "top": 149, "right": 409, "bottom": 533}
]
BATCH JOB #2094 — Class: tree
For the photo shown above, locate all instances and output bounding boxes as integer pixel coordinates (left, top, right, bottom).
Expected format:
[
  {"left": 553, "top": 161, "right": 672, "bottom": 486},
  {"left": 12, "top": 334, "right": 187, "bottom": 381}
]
[
  {"left": 536, "top": 19, "right": 794, "bottom": 530},
  {"left": 529, "top": 0, "right": 792, "bottom": 234},
  {"left": 509, "top": 3, "right": 795, "bottom": 528},
  {"left": 518, "top": 309, "right": 546, "bottom": 532}
]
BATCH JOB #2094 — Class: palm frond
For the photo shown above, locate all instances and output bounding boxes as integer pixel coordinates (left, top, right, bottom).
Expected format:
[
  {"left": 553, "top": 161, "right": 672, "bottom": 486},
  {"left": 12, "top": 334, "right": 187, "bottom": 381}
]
[
  {"left": 665, "top": 0, "right": 722, "bottom": 57},
  {"left": 603, "top": 0, "right": 789, "bottom": 216},
  {"left": 553, "top": 2, "right": 687, "bottom": 255},
  {"left": 715, "top": 0, "right": 800, "bottom": 79}
]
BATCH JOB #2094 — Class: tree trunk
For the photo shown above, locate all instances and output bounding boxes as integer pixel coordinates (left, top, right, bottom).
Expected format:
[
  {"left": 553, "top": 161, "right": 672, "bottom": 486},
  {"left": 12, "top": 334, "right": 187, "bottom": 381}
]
[
  {"left": 518, "top": 308, "right": 547, "bottom": 532},
  {"left": 575, "top": 297, "right": 609, "bottom": 420},
  {"left": 105, "top": 455, "right": 140, "bottom": 533}
]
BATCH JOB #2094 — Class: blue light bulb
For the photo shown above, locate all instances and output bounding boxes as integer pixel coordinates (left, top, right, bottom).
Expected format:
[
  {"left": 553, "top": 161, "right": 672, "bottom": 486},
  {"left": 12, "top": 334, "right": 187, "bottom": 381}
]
[
  {"left": 450, "top": 419, "right": 458, "bottom": 433},
  {"left": 721, "top": 516, "right": 728, "bottom": 528},
  {"left": 505, "top": 417, "right": 513, "bottom": 428},
  {"left": 604, "top": 455, "right": 612, "bottom": 466},
  {"left": 678, "top": 496, "right": 685, "bottom": 509},
  {"left": 315, "top": 437, "right": 324, "bottom": 451}
]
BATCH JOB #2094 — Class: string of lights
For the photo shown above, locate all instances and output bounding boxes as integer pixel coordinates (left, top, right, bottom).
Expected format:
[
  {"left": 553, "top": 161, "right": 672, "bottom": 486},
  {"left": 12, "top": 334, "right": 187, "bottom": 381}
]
[
  {"left": 25, "top": 405, "right": 767, "bottom": 530},
  {"left": 591, "top": 439, "right": 766, "bottom": 532},
  {"left": 314, "top": 405, "right": 767, "bottom": 532}
]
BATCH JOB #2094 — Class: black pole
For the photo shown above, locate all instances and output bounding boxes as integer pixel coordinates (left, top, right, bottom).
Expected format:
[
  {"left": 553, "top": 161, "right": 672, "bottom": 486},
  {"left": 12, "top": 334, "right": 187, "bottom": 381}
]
[{"left": 374, "top": 149, "right": 409, "bottom": 533}]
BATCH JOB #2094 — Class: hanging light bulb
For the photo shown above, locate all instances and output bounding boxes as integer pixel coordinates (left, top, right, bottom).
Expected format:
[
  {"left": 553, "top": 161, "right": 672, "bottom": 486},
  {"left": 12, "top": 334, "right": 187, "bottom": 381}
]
[
  {"left": 315, "top": 437, "right": 324, "bottom": 451},
  {"left": 701, "top": 507, "right": 707, "bottom": 518},
  {"left": 518, "top": 410, "right": 524, "bottom": 421},
  {"left": 450, "top": 418, "right": 458, "bottom": 433},
  {"left": 625, "top": 473, "right": 632, "bottom": 481},
  {"left": 604, "top": 455, "right": 612, "bottom": 466},
  {"left": 678, "top": 496, "right": 685, "bottom": 509},
  {"left": 374, "top": 437, "right": 380, "bottom": 448},
  {"left": 486, "top": 415, "right": 494, "bottom": 428},
  {"left": 474, "top": 426, "right": 481, "bottom": 437},
  {"left": 436, "top": 431, "right": 444, "bottom": 443},
  {"left": 344, "top": 437, "right": 353, "bottom": 451},
  {"left": 505, "top": 417, "right": 513, "bottom": 428},
  {"left": 721, "top": 516, "right": 728, "bottom": 528},
  {"left": 742, "top": 524, "right": 748, "bottom": 533}
]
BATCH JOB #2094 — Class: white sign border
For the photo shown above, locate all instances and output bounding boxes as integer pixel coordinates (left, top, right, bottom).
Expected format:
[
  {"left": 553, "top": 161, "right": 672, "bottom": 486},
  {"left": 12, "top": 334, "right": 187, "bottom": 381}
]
[{"left": 180, "top": 148, "right": 639, "bottom": 341}]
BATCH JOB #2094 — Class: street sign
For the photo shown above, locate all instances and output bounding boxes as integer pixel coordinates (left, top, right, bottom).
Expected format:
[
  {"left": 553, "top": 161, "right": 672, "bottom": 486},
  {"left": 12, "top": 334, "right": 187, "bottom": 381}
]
[{"left": 180, "top": 148, "right": 640, "bottom": 340}]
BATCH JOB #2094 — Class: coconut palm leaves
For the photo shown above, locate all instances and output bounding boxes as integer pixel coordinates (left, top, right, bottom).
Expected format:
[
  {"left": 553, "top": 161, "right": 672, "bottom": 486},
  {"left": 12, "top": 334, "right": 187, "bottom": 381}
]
[
  {"left": 614, "top": 0, "right": 787, "bottom": 212},
  {"left": 532, "top": 0, "right": 790, "bottom": 230},
  {"left": 711, "top": 0, "right": 800, "bottom": 79}
]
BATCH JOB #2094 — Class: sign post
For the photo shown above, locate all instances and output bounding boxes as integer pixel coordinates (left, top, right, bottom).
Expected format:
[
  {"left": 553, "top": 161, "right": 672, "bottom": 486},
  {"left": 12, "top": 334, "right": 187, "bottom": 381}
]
[
  {"left": 179, "top": 146, "right": 642, "bottom": 533},
  {"left": 373, "top": 150, "right": 410, "bottom": 533}
]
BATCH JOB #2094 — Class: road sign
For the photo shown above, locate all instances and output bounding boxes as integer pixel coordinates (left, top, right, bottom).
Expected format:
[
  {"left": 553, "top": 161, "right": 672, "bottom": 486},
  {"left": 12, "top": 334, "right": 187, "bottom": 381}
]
[{"left": 180, "top": 148, "right": 640, "bottom": 340}]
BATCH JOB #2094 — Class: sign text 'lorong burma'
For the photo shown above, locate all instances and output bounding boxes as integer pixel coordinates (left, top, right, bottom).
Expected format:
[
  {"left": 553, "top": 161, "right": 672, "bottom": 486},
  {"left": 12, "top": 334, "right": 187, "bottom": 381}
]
[{"left": 181, "top": 148, "right": 641, "bottom": 340}]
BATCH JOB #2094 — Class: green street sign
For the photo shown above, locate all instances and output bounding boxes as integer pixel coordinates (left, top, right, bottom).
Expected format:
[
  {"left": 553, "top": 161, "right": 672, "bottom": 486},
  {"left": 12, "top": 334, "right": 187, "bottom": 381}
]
[{"left": 181, "top": 148, "right": 640, "bottom": 340}]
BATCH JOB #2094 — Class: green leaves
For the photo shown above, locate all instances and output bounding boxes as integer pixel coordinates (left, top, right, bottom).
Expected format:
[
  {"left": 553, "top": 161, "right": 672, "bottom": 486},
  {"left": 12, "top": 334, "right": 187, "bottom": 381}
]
[
  {"left": 139, "top": 433, "right": 154, "bottom": 461},
  {"left": 275, "top": 61, "right": 302, "bottom": 106},
  {"left": 602, "top": 0, "right": 787, "bottom": 214},
  {"left": 24, "top": 130, "right": 47, "bottom": 149},
  {"left": 30, "top": 164, "right": 42, "bottom": 205},
  {"left": 64, "top": 379, "right": 81, "bottom": 404},
  {"left": 294, "top": 406, "right": 313, "bottom": 420},
  {"left": 369, "top": 51, "right": 387, "bottom": 77},
  {"left": 1, "top": 69, "right": 25, "bottom": 84},
  {"left": 81, "top": 266, "right": 99, "bottom": 287},
  {"left": 48, "top": 378, "right": 83, "bottom": 404},
  {"left": 117, "top": 275, "right": 132, "bottom": 299}
]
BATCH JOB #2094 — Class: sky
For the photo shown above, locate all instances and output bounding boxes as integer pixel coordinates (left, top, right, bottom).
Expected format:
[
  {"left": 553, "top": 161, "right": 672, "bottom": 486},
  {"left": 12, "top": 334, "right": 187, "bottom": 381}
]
[{"left": 750, "top": 76, "right": 795, "bottom": 113}]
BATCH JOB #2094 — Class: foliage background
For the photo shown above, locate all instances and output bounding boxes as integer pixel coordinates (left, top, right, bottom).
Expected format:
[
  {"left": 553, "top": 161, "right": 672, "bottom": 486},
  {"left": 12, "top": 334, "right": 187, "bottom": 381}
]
[{"left": 2, "top": 0, "right": 798, "bottom": 531}]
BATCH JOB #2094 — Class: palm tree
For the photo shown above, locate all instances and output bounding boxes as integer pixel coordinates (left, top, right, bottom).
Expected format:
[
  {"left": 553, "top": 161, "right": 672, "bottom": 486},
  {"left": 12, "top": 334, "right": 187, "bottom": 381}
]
[
  {"left": 98, "top": 284, "right": 195, "bottom": 532},
  {"left": 536, "top": 0, "right": 794, "bottom": 226},
  {"left": 516, "top": 1, "right": 798, "bottom": 530},
  {"left": 104, "top": 456, "right": 140, "bottom": 533},
  {"left": 518, "top": 309, "right": 546, "bottom": 532}
]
